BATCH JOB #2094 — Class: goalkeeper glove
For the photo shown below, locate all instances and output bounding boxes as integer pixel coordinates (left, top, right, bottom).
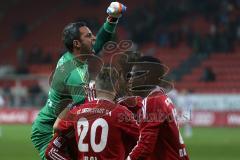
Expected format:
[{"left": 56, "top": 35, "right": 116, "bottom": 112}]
[{"left": 107, "top": 2, "right": 127, "bottom": 18}]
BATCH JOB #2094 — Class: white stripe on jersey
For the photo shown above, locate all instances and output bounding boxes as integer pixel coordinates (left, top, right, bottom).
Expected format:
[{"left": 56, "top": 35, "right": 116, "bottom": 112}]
[
  {"left": 87, "top": 80, "right": 97, "bottom": 102},
  {"left": 142, "top": 98, "right": 147, "bottom": 119},
  {"left": 49, "top": 148, "right": 65, "bottom": 160}
]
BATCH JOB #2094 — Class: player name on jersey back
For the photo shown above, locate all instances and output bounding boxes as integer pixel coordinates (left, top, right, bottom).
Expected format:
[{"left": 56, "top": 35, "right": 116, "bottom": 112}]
[{"left": 77, "top": 107, "right": 111, "bottom": 116}]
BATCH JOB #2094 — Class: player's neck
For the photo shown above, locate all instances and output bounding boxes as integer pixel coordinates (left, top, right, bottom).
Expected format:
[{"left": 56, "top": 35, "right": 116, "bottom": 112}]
[
  {"left": 72, "top": 49, "right": 79, "bottom": 56},
  {"left": 72, "top": 50, "right": 83, "bottom": 59},
  {"left": 96, "top": 92, "right": 115, "bottom": 103}
]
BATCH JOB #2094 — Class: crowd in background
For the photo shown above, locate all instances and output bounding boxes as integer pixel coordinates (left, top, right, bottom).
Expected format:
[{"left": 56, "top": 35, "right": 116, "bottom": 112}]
[
  {"left": 7, "top": 0, "right": 240, "bottom": 56},
  {"left": 125, "top": 0, "right": 240, "bottom": 54},
  {"left": 0, "top": 82, "right": 47, "bottom": 107}
]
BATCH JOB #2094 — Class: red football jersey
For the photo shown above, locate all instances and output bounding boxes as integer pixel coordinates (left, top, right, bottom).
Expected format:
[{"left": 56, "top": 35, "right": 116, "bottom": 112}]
[
  {"left": 129, "top": 87, "right": 189, "bottom": 160},
  {"left": 57, "top": 99, "right": 139, "bottom": 160},
  {"left": 117, "top": 96, "right": 143, "bottom": 116}
]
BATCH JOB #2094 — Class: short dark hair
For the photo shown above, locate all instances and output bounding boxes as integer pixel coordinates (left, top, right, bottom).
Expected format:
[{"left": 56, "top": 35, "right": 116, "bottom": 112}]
[
  {"left": 124, "top": 50, "right": 141, "bottom": 62},
  {"left": 135, "top": 56, "right": 166, "bottom": 77},
  {"left": 62, "top": 22, "right": 86, "bottom": 52},
  {"left": 95, "top": 67, "right": 119, "bottom": 92},
  {"left": 138, "top": 56, "right": 162, "bottom": 64}
]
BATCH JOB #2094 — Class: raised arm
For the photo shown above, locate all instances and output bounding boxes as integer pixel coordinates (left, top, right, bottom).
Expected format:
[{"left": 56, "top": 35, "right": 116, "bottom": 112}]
[{"left": 93, "top": 2, "right": 126, "bottom": 54}]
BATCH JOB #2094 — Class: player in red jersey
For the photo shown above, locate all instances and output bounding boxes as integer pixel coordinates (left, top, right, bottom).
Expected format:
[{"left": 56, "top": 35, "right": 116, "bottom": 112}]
[
  {"left": 46, "top": 51, "right": 143, "bottom": 160},
  {"left": 127, "top": 56, "right": 189, "bottom": 160},
  {"left": 45, "top": 67, "right": 139, "bottom": 160}
]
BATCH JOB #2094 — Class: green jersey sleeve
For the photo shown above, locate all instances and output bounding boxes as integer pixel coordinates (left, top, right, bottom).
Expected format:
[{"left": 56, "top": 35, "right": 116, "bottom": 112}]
[{"left": 93, "top": 19, "right": 117, "bottom": 54}]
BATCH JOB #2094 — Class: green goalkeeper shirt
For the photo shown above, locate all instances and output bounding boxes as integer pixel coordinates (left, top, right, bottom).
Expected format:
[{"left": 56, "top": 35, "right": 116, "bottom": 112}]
[{"left": 32, "top": 20, "right": 117, "bottom": 132}]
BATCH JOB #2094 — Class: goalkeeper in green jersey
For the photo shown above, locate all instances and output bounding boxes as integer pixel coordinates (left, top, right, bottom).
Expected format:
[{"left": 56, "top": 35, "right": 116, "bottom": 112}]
[{"left": 31, "top": 2, "right": 126, "bottom": 159}]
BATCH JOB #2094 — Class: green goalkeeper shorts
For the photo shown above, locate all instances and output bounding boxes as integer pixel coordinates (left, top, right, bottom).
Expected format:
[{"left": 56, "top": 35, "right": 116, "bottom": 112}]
[{"left": 31, "top": 123, "right": 53, "bottom": 160}]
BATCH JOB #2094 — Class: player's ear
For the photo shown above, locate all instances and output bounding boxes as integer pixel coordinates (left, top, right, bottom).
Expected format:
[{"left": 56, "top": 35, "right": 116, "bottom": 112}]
[{"left": 73, "top": 40, "right": 81, "bottom": 48}]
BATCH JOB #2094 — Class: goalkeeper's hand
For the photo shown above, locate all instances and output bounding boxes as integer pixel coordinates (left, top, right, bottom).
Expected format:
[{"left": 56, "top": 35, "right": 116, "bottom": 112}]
[{"left": 107, "top": 2, "right": 126, "bottom": 18}]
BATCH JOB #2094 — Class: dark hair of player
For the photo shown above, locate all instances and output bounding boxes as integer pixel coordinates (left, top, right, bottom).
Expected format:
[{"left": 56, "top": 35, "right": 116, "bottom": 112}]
[
  {"left": 62, "top": 21, "right": 87, "bottom": 52},
  {"left": 95, "top": 67, "right": 119, "bottom": 92},
  {"left": 124, "top": 50, "right": 141, "bottom": 62},
  {"left": 137, "top": 56, "right": 162, "bottom": 64},
  {"left": 130, "top": 56, "right": 172, "bottom": 95},
  {"left": 136, "top": 56, "right": 165, "bottom": 75}
]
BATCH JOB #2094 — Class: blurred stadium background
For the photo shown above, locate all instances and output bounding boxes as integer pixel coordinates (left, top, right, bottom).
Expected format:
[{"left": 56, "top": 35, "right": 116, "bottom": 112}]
[{"left": 0, "top": 0, "right": 240, "bottom": 160}]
